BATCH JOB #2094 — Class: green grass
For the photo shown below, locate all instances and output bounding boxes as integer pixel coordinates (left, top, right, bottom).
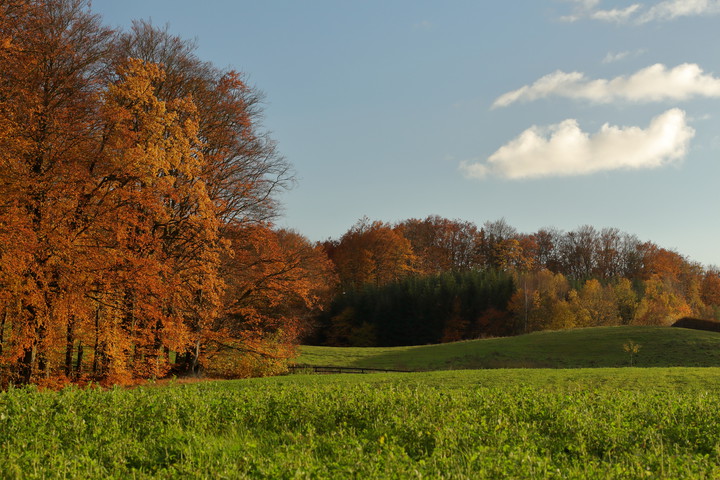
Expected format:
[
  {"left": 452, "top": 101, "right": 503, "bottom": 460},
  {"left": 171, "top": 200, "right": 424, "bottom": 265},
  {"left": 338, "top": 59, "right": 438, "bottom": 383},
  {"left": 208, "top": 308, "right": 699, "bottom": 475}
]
[
  {"left": 3, "top": 368, "right": 720, "bottom": 478},
  {"left": 296, "top": 326, "right": 720, "bottom": 370}
]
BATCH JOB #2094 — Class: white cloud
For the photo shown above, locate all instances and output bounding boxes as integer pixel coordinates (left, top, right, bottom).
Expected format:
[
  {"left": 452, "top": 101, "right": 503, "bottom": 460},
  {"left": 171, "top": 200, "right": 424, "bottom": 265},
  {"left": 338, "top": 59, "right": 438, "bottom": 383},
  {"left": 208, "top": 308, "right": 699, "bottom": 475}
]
[
  {"left": 638, "top": 0, "right": 720, "bottom": 22},
  {"left": 602, "top": 49, "right": 645, "bottom": 63},
  {"left": 590, "top": 3, "right": 642, "bottom": 21},
  {"left": 559, "top": 0, "right": 720, "bottom": 23},
  {"left": 560, "top": 0, "right": 641, "bottom": 22},
  {"left": 602, "top": 51, "right": 630, "bottom": 63},
  {"left": 461, "top": 109, "right": 694, "bottom": 180},
  {"left": 493, "top": 63, "right": 720, "bottom": 108}
]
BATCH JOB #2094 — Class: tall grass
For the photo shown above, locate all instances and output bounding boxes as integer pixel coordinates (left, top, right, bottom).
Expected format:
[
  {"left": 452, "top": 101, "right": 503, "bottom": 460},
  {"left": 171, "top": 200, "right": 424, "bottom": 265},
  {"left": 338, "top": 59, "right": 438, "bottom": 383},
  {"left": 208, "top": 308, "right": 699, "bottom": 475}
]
[{"left": 2, "top": 368, "right": 720, "bottom": 478}]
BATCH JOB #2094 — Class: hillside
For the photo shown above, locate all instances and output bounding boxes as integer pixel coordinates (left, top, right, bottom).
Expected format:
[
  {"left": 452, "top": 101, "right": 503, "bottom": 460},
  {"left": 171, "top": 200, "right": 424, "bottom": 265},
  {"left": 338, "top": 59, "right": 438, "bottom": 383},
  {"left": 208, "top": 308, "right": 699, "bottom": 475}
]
[{"left": 296, "top": 326, "right": 720, "bottom": 371}]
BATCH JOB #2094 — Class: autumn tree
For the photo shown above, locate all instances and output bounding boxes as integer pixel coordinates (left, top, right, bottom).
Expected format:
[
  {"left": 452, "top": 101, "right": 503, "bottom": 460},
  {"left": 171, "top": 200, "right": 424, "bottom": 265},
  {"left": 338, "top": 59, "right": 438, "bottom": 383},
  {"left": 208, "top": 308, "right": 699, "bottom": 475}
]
[
  {"left": 480, "top": 218, "right": 519, "bottom": 270},
  {"left": 92, "top": 57, "right": 222, "bottom": 382},
  {"left": 637, "top": 243, "right": 705, "bottom": 323},
  {"left": 570, "top": 279, "right": 620, "bottom": 327},
  {"left": 595, "top": 227, "right": 623, "bottom": 280},
  {"left": 640, "top": 243, "right": 686, "bottom": 282},
  {"left": 111, "top": 21, "right": 298, "bottom": 375},
  {"left": 533, "top": 228, "right": 563, "bottom": 272},
  {"left": 634, "top": 277, "right": 692, "bottom": 325},
  {"left": 208, "top": 225, "right": 336, "bottom": 376},
  {"left": 0, "top": 0, "right": 298, "bottom": 385},
  {"left": 112, "top": 20, "right": 292, "bottom": 228},
  {"left": 327, "top": 218, "right": 417, "bottom": 291},
  {"left": 0, "top": 0, "right": 115, "bottom": 383},
  {"left": 509, "top": 270, "right": 572, "bottom": 332},
  {"left": 613, "top": 278, "right": 640, "bottom": 325},
  {"left": 700, "top": 269, "right": 720, "bottom": 320},
  {"left": 397, "top": 216, "right": 483, "bottom": 274},
  {"left": 557, "top": 225, "right": 599, "bottom": 280}
]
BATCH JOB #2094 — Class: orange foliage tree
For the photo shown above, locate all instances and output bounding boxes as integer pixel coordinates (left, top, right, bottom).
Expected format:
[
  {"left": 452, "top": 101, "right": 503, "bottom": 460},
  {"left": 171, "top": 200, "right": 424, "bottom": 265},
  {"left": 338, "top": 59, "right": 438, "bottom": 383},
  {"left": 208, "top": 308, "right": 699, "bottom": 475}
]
[
  {"left": 207, "top": 225, "right": 336, "bottom": 377},
  {"left": 326, "top": 218, "right": 417, "bottom": 291},
  {"left": 0, "top": 0, "right": 303, "bottom": 386},
  {"left": 0, "top": 0, "right": 116, "bottom": 384},
  {"left": 397, "top": 216, "right": 483, "bottom": 274}
]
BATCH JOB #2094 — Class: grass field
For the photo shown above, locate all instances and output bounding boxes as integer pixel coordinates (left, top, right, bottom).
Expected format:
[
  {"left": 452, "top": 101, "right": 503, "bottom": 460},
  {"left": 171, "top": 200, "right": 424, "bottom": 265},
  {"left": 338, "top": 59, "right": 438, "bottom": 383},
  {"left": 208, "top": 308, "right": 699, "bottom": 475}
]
[
  {"left": 296, "top": 326, "right": 720, "bottom": 370},
  {"left": 4, "top": 326, "right": 720, "bottom": 478},
  {"left": 3, "top": 367, "right": 720, "bottom": 478}
]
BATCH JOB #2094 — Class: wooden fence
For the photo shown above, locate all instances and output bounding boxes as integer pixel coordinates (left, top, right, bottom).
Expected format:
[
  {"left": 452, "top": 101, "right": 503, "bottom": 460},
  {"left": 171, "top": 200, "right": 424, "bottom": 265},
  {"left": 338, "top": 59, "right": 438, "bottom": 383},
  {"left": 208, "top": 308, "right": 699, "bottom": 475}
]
[{"left": 286, "top": 364, "right": 414, "bottom": 375}]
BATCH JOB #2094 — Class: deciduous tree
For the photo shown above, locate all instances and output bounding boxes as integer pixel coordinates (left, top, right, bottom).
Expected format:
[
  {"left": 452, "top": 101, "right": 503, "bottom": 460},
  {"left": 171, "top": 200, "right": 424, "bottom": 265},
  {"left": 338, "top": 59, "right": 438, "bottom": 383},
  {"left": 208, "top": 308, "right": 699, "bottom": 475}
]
[{"left": 328, "top": 218, "right": 417, "bottom": 290}]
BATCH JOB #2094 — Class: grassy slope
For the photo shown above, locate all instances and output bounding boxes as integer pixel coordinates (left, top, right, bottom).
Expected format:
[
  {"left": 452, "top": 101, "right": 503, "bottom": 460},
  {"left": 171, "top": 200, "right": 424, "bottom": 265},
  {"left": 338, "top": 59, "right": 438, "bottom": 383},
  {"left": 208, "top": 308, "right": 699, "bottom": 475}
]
[{"left": 296, "top": 326, "right": 720, "bottom": 370}]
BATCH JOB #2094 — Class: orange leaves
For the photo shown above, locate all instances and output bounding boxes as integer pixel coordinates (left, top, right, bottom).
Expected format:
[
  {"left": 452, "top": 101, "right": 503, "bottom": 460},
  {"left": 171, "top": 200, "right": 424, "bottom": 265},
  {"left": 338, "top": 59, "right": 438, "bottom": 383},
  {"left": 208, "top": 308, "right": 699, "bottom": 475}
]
[
  {"left": 0, "top": 2, "right": 300, "bottom": 386},
  {"left": 397, "top": 216, "right": 483, "bottom": 274},
  {"left": 640, "top": 243, "right": 686, "bottom": 282},
  {"left": 103, "top": 58, "right": 204, "bottom": 194},
  {"left": 328, "top": 218, "right": 417, "bottom": 290},
  {"left": 193, "top": 224, "right": 335, "bottom": 376},
  {"left": 701, "top": 270, "right": 720, "bottom": 307},
  {"left": 221, "top": 225, "right": 335, "bottom": 334}
]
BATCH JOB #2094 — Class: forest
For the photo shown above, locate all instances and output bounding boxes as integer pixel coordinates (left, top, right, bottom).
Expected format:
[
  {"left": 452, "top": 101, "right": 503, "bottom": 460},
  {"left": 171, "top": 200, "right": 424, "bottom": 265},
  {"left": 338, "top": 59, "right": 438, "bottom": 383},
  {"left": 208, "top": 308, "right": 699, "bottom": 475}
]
[
  {"left": 312, "top": 216, "right": 720, "bottom": 347},
  {"left": 2, "top": 0, "right": 719, "bottom": 386}
]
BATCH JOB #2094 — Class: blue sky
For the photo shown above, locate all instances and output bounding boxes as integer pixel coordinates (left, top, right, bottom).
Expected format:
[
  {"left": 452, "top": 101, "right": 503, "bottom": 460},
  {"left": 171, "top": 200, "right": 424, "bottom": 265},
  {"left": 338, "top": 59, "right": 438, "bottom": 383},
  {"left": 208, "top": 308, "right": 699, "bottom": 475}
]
[{"left": 93, "top": 0, "right": 720, "bottom": 267}]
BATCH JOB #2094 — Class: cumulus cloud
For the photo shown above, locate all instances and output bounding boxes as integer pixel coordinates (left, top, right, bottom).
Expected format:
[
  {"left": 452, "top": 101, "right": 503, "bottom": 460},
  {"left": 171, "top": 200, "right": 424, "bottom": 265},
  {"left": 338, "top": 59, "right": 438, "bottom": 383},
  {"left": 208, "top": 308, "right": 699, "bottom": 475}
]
[
  {"left": 492, "top": 63, "right": 720, "bottom": 108},
  {"left": 460, "top": 109, "right": 694, "bottom": 180},
  {"left": 560, "top": 0, "right": 720, "bottom": 23}
]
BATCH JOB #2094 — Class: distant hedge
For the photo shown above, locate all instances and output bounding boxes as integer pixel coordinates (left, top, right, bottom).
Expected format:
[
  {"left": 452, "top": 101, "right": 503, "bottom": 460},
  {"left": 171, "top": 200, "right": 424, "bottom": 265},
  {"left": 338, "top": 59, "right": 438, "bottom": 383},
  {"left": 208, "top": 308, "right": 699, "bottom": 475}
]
[{"left": 672, "top": 317, "right": 720, "bottom": 332}]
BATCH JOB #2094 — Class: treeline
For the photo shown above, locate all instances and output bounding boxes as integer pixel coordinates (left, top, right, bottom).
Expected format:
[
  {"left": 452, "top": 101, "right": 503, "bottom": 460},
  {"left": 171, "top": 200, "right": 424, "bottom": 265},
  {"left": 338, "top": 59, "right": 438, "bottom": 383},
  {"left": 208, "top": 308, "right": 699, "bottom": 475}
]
[
  {"left": 309, "top": 216, "right": 720, "bottom": 346},
  {"left": 312, "top": 270, "right": 515, "bottom": 347},
  {"left": 0, "top": 0, "right": 334, "bottom": 386}
]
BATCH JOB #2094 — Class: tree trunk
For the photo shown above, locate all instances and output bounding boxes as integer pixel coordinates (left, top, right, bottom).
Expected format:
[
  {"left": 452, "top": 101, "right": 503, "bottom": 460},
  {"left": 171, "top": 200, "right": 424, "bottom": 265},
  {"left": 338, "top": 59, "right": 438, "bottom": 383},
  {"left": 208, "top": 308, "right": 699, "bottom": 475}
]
[
  {"left": 18, "top": 345, "right": 35, "bottom": 384},
  {"left": 75, "top": 342, "right": 84, "bottom": 378},
  {"left": 64, "top": 316, "right": 75, "bottom": 376},
  {"left": 0, "top": 307, "right": 7, "bottom": 356},
  {"left": 178, "top": 339, "right": 202, "bottom": 375},
  {"left": 18, "top": 305, "right": 38, "bottom": 384},
  {"left": 92, "top": 305, "right": 101, "bottom": 376},
  {"left": 191, "top": 339, "right": 201, "bottom": 375},
  {"left": 37, "top": 322, "right": 47, "bottom": 377}
]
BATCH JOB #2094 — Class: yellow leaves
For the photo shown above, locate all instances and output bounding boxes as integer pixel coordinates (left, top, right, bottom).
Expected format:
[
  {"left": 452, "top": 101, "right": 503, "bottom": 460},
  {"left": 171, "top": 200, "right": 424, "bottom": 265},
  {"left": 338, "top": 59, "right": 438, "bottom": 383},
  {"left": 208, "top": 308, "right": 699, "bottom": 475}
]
[
  {"left": 635, "top": 277, "right": 692, "bottom": 325},
  {"left": 104, "top": 58, "right": 205, "bottom": 193}
]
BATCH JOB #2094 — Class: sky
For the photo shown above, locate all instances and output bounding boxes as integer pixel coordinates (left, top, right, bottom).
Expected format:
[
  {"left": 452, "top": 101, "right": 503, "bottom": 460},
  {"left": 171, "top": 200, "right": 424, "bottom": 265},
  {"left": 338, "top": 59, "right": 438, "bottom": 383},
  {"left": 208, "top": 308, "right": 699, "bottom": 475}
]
[{"left": 92, "top": 0, "right": 720, "bottom": 267}]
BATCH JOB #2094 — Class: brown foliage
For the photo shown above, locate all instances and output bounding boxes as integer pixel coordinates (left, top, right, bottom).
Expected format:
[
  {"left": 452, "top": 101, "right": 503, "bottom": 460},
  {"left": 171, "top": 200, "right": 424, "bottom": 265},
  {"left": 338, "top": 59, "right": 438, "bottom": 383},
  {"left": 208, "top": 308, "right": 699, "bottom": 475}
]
[
  {"left": 327, "top": 218, "right": 417, "bottom": 290},
  {"left": 0, "top": 0, "right": 300, "bottom": 385}
]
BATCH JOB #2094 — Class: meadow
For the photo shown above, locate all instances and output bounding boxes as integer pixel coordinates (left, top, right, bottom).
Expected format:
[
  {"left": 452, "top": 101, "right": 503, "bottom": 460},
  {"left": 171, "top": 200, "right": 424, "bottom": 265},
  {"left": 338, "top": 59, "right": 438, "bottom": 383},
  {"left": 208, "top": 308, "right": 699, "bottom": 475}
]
[
  {"left": 2, "top": 366, "right": 720, "bottom": 478},
  {"left": 296, "top": 325, "right": 720, "bottom": 370}
]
